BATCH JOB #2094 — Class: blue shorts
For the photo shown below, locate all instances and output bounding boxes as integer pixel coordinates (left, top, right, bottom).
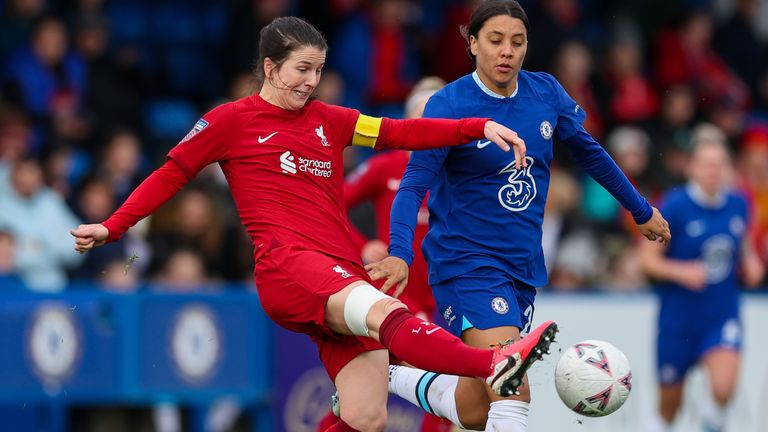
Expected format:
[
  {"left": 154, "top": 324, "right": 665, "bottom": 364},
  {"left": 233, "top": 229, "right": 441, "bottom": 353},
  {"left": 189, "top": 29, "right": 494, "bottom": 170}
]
[
  {"left": 656, "top": 315, "right": 742, "bottom": 385},
  {"left": 432, "top": 267, "right": 537, "bottom": 337}
]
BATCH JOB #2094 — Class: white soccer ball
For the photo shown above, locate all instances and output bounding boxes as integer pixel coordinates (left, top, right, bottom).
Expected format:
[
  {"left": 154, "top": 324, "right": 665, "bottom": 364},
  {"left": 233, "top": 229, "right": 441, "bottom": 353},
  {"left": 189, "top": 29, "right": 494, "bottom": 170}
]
[{"left": 554, "top": 340, "right": 632, "bottom": 417}]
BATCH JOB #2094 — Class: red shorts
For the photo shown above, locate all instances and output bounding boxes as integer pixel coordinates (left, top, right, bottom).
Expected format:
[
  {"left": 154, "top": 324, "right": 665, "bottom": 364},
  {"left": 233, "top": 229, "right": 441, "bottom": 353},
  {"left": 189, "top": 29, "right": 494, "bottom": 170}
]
[{"left": 255, "top": 245, "right": 385, "bottom": 380}]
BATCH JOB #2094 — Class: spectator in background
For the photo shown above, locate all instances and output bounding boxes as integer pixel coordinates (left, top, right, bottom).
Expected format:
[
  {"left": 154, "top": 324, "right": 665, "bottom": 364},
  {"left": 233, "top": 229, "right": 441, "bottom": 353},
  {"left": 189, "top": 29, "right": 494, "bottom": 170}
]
[
  {"left": 581, "top": 126, "right": 654, "bottom": 229},
  {"left": 738, "top": 124, "right": 768, "bottom": 270},
  {"left": 331, "top": 0, "right": 420, "bottom": 116},
  {"left": 552, "top": 40, "right": 604, "bottom": 140},
  {"left": 2, "top": 16, "right": 88, "bottom": 153},
  {"left": 74, "top": 14, "right": 143, "bottom": 143},
  {"left": 426, "top": 0, "right": 476, "bottom": 82},
  {"left": 95, "top": 128, "right": 144, "bottom": 204},
  {"left": 0, "top": 158, "right": 82, "bottom": 291},
  {"left": 154, "top": 248, "right": 211, "bottom": 292},
  {"left": 225, "top": 0, "right": 292, "bottom": 82},
  {"left": 602, "top": 37, "right": 658, "bottom": 126},
  {"left": 608, "top": 126, "right": 653, "bottom": 198},
  {"left": 543, "top": 168, "right": 606, "bottom": 292},
  {"left": 0, "top": 108, "right": 32, "bottom": 165},
  {"left": 0, "top": 229, "right": 26, "bottom": 290},
  {"left": 648, "top": 84, "right": 699, "bottom": 190},
  {"left": 654, "top": 10, "right": 750, "bottom": 113},
  {"left": 70, "top": 177, "right": 144, "bottom": 281},
  {"left": 0, "top": 0, "right": 46, "bottom": 59},
  {"left": 147, "top": 186, "right": 251, "bottom": 283},
  {"left": 98, "top": 258, "right": 140, "bottom": 293},
  {"left": 525, "top": 0, "right": 587, "bottom": 73},
  {"left": 639, "top": 124, "right": 764, "bottom": 432},
  {"left": 541, "top": 168, "right": 583, "bottom": 276},
  {"left": 714, "top": 0, "right": 768, "bottom": 109}
]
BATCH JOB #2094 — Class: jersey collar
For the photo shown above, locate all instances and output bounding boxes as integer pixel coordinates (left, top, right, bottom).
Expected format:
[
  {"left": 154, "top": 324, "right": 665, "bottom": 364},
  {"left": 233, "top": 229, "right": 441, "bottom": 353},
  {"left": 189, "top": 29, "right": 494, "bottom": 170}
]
[
  {"left": 472, "top": 71, "right": 518, "bottom": 99},
  {"left": 686, "top": 182, "right": 727, "bottom": 209}
]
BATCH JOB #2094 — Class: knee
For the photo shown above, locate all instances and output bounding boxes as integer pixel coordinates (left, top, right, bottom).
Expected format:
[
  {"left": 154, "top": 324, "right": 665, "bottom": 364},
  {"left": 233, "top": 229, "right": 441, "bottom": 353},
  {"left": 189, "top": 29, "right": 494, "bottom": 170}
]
[
  {"left": 711, "top": 383, "right": 735, "bottom": 406},
  {"left": 341, "top": 405, "right": 387, "bottom": 432},
  {"left": 366, "top": 298, "right": 407, "bottom": 330}
]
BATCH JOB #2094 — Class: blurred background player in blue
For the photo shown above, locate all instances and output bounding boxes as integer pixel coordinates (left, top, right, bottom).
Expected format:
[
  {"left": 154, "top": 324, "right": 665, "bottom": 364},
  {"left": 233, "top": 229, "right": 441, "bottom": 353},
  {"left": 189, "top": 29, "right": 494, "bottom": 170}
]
[
  {"left": 366, "top": 1, "right": 670, "bottom": 431},
  {"left": 639, "top": 123, "right": 765, "bottom": 432}
]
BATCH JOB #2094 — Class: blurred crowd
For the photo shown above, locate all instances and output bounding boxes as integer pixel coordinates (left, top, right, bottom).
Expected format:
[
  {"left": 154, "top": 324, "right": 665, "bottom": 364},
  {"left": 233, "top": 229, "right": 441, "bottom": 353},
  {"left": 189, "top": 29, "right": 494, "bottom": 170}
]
[{"left": 1, "top": 0, "right": 768, "bottom": 294}]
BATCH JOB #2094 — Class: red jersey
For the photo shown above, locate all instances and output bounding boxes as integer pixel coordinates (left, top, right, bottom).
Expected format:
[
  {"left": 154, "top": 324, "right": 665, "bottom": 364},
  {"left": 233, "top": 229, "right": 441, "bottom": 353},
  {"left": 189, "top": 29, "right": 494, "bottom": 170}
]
[
  {"left": 168, "top": 95, "right": 364, "bottom": 264},
  {"left": 345, "top": 151, "right": 434, "bottom": 315},
  {"left": 102, "top": 95, "right": 488, "bottom": 270}
]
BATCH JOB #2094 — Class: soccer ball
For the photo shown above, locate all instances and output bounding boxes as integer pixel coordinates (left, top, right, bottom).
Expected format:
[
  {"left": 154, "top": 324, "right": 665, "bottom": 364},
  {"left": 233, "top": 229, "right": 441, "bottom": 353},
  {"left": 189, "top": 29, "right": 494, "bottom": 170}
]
[{"left": 554, "top": 340, "right": 632, "bottom": 417}]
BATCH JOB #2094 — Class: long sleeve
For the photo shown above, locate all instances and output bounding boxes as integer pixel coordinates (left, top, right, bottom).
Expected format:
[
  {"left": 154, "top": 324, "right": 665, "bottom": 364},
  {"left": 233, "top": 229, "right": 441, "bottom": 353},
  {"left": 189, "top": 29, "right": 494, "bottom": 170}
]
[
  {"left": 564, "top": 129, "right": 652, "bottom": 224},
  {"left": 375, "top": 117, "right": 488, "bottom": 150},
  {"left": 388, "top": 95, "right": 454, "bottom": 265},
  {"left": 102, "top": 159, "right": 191, "bottom": 242},
  {"left": 388, "top": 150, "right": 447, "bottom": 265}
]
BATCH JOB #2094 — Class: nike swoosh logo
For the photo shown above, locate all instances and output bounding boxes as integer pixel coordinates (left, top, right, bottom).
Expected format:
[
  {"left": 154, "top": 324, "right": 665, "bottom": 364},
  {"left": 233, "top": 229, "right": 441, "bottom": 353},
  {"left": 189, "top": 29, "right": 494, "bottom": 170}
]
[
  {"left": 258, "top": 131, "right": 278, "bottom": 143},
  {"left": 477, "top": 140, "right": 492, "bottom": 149},
  {"left": 426, "top": 327, "right": 440, "bottom": 335}
]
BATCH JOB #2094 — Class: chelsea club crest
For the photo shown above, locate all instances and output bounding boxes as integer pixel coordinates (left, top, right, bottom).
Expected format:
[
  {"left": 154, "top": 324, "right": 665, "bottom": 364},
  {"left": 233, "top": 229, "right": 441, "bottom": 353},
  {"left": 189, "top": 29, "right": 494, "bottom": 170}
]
[
  {"left": 540, "top": 120, "right": 553, "bottom": 140},
  {"left": 491, "top": 297, "right": 509, "bottom": 315}
]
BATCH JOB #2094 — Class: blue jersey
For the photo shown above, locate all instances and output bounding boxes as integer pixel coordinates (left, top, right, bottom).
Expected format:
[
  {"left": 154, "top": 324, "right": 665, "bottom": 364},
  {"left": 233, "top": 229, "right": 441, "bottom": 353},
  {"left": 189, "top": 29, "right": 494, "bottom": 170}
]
[
  {"left": 657, "top": 185, "right": 749, "bottom": 322},
  {"left": 389, "top": 71, "right": 651, "bottom": 286}
]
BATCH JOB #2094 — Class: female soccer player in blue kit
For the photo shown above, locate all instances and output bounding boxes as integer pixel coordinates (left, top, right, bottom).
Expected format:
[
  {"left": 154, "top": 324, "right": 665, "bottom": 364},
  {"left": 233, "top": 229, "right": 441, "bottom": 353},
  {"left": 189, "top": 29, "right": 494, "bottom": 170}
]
[
  {"left": 639, "top": 126, "right": 764, "bottom": 432},
  {"left": 365, "top": 1, "right": 671, "bottom": 430}
]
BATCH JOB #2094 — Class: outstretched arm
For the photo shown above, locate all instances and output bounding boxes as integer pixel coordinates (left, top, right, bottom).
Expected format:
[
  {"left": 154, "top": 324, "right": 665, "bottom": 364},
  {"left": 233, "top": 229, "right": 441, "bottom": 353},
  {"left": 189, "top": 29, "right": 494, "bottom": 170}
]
[
  {"left": 352, "top": 115, "right": 527, "bottom": 170},
  {"left": 71, "top": 159, "right": 190, "bottom": 252}
]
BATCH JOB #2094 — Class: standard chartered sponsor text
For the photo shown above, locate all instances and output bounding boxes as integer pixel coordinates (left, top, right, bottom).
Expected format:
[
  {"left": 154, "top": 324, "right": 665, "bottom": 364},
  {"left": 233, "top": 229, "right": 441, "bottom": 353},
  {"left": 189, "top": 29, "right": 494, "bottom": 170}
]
[{"left": 299, "top": 157, "right": 332, "bottom": 177}]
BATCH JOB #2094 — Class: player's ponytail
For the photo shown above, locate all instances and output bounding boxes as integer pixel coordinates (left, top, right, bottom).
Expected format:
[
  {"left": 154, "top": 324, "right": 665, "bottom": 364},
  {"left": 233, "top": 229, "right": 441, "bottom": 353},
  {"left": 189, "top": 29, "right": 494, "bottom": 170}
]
[{"left": 253, "top": 17, "right": 328, "bottom": 90}]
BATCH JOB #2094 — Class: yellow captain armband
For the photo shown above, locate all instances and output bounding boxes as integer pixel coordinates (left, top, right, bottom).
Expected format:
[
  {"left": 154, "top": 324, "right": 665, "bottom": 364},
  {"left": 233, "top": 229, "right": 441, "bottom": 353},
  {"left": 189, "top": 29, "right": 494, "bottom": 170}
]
[{"left": 352, "top": 114, "right": 383, "bottom": 148}]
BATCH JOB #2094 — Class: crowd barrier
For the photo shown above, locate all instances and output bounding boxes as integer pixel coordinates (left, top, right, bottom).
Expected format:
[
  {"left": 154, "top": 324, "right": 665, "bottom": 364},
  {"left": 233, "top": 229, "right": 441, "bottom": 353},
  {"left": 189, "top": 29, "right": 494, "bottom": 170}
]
[{"left": 1, "top": 288, "right": 766, "bottom": 432}]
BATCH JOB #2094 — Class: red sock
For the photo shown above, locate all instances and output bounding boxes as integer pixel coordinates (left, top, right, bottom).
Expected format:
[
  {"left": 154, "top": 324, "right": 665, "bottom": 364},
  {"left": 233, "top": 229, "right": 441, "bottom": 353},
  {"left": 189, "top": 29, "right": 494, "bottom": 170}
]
[
  {"left": 378, "top": 308, "right": 492, "bottom": 377},
  {"left": 323, "top": 419, "right": 359, "bottom": 431},
  {"left": 420, "top": 413, "right": 455, "bottom": 432},
  {"left": 316, "top": 410, "right": 338, "bottom": 432}
]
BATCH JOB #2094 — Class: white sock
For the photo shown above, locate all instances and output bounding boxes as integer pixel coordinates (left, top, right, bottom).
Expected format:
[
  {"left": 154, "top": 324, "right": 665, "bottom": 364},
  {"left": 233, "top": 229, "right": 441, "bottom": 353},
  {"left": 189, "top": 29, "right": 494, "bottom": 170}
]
[
  {"left": 702, "top": 397, "right": 727, "bottom": 430},
  {"left": 484, "top": 400, "right": 528, "bottom": 432},
  {"left": 388, "top": 365, "right": 464, "bottom": 428},
  {"left": 648, "top": 414, "right": 670, "bottom": 432}
]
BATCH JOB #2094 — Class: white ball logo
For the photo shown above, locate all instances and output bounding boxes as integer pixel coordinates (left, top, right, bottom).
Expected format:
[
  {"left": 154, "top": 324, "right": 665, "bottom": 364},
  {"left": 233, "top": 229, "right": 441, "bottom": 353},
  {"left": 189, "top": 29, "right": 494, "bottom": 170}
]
[
  {"left": 28, "top": 305, "right": 80, "bottom": 383},
  {"left": 171, "top": 305, "right": 221, "bottom": 382}
]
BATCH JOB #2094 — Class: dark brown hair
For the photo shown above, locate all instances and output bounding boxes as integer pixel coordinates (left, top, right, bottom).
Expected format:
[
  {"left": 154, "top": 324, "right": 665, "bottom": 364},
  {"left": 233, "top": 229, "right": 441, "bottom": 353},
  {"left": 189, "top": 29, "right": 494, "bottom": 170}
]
[
  {"left": 254, "top": 17, "right": 328, "bottom": 88},
  {"left": 461, "top": 0, "right": 530, "bottom": 62}
]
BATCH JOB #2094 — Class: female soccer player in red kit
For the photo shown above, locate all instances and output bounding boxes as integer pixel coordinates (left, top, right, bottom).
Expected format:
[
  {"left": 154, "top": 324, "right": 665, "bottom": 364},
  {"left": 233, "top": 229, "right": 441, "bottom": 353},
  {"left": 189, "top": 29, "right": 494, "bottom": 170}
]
[{"left": 70, "top": 17, "right": 558, "bottom": 432}]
